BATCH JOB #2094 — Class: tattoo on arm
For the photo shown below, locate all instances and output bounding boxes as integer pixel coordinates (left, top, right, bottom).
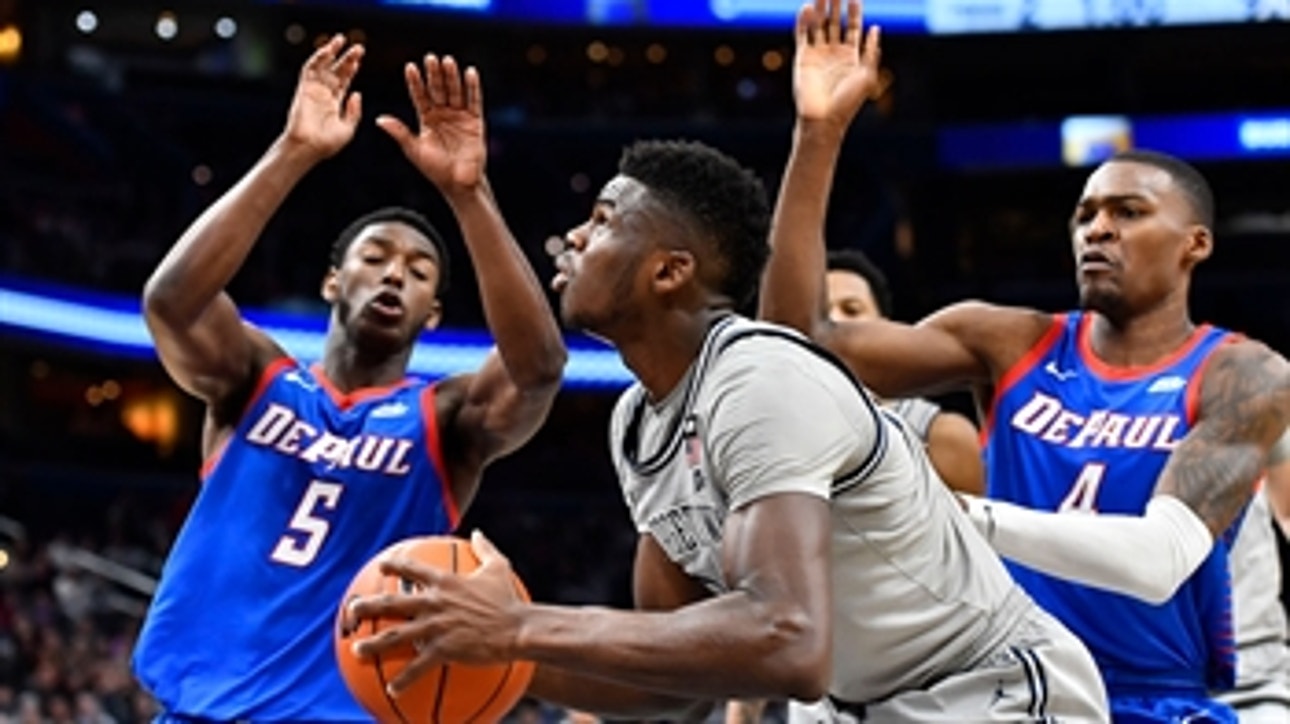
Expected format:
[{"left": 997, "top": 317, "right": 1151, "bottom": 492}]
[{"left": 1159, "top": 343, "right": 1290, "bottom": 536}]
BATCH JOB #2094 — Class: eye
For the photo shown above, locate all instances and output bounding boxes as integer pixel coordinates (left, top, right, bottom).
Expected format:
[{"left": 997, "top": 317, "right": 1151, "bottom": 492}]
[
  {"left": 361, "top": 254, "right": 383, "bottom": 265},
  {"left": 1073, "top": 209, "right": 1094, "bottom": 226},
  {"left": 410, "top": 266, "right": 430, "bottom": 281},
  {"left": 1116, "top": 206, "right": 1142, "bottom": 219}
]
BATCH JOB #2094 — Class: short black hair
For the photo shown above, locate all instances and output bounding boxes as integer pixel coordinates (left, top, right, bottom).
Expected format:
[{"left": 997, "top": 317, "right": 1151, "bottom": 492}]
[
  {"left": 618, "top": 140, "right": 770, "bottom": 309},
  {"left": 826, "top": 249, "right": 893, "bottom": 318},
  {"left": 1107, "top": 150, "right": 1215, "bottom": 229},
  {"left": 330, "top": 207, "right": 450, "bottom": 294}
]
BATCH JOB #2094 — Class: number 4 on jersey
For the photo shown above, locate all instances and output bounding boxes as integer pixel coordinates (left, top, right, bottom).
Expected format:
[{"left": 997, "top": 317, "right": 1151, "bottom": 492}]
[
  {"left": 272, "top": 480, "right": 343, "bottom": 566},
  {"left": 1059, "top": 462, "right": 1106, "bottom": 513}
]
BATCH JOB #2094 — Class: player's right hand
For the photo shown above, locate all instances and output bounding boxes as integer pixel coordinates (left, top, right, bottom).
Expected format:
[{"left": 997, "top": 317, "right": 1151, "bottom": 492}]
[
  {"left": 283, "top": 34, "right": 364, "bottom": 160},
  {"left": 793, "top": 0, "right": 882, "bottom": 134}
]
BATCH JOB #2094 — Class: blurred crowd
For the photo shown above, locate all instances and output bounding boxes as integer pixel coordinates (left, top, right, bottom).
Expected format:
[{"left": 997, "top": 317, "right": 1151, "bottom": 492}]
[{"left": 0, "top": 486, "right": 641, "bottom": 724}]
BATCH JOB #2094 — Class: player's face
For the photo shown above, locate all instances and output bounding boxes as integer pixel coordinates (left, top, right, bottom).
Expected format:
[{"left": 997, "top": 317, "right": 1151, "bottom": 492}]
[
  {"left": 826, "top": 270, "right": 882, "bottom": 322},
  {"left": 326, "top": 221, "right": 443, "bottom": 353},
  {"left": 552, "top": 175, "right": 670, "bottom": 337},
  {"left": 1070, "top": 161, "right": 1199, "bottom": 321}
]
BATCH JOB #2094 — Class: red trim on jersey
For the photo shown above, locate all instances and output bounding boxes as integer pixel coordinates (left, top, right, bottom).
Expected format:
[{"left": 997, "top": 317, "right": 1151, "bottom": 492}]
[
  {"left": 309, "top": 363, "right": 415, "bottom": 410},
  {"left": 421, "top": 383, "right": 460, "bottom": 529},
  {"left": 1184, "top": 333, "right": 1243, "bottom": 426},
  {"left": 980, "top": 314, "right": 1067, "bottom": 445},
  {"left": 1077, "top": 314, "right": 1214, "bottom": 381},
  {"left": 199, "top": 356, "right": 294, "bottom": 481}
]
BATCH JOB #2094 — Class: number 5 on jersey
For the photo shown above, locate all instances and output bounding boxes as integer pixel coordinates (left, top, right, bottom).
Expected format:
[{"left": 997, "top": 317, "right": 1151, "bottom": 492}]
[
  {"left": 272, "top": 480, "right": 343, "bottom": 566},
  {"left": 1059, "top": 462, "right": 1106, "bottom": 513}
]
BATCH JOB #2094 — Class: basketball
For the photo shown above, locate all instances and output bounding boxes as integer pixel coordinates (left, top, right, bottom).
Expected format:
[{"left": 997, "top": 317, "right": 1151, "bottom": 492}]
[{"left": 334, "top": 535, "right": 535, "bottom": 724}]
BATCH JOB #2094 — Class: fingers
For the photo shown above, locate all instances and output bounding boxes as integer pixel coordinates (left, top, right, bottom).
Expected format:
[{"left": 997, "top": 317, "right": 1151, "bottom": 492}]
[
  {"left": 342, "top": 92, "right": 362, "bottom": 126},
  {"left": 376, "top": 114, "right": 414, "bottom": 149},
  {"left": 863, "top": 25, "right": 882, "bottom": 70},
  {"left": 379, "top": 557, "right": 446, "bottom": 585},
  {"left": 423, "top": 54, "right": 447, "bottom": 107},
  {"left": 403, "top": 61, "right": 432, "bottom": 122},
  {"left": 442, "top": 56, "right": 464, "bottom": 109},
  {"left": 469, "top": 529, "right": 508, "bottom": 569},
  {"left": 827, "top": 0, "right": 842, "bottom": 42},
  {"left": 795, "top": 2, "right": 815, "bottom": 47},
  {"left": 348, "top": 590, "right": 427, "bottom": 625},
  {"left": 332, "top": 43, "right": 365, "bottom": 91},
  {"left": 303, "top": 33, "right": 345, "bottom": 75},
  {"left": 389, "top": 650, "right": 441, "bottom": 695},
  {"left": 464, "top": 66, "right": 483, "bottom": 117},
  {"left": 846, "top": 0, "right": 863, "bottom": 45}
]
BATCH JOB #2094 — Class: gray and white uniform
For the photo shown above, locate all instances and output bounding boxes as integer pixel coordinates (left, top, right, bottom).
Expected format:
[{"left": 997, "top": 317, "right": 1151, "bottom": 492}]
[
  {"left": 1214, "top": 429, "right": 1290, "bottom": 722},
  {"left": 612, "top": 316, "right": 1108, "bottom": 722}
]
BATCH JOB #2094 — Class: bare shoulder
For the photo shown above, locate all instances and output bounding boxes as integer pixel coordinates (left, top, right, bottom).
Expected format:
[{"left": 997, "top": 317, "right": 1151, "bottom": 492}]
[
  {"left": 1197, "top": 338, "right": 1290, "bottom": 433},
  {"left": 920, "top": 301, "right": 1056, "bottom": 378}
]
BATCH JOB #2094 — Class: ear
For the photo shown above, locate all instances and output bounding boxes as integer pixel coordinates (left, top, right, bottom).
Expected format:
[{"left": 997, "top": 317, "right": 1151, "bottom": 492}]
[
  {"left": 1183, "top": 225, "right": 1213, "bottom": 268},
  {"left": 651, "top": 249, "right": 697, "bottom": 296},
  {"left": 422, "top": 300, "right": 443, "bottom": 332},
  {"left": 321, "top": 267, "right": 340, "bottom": 304}
]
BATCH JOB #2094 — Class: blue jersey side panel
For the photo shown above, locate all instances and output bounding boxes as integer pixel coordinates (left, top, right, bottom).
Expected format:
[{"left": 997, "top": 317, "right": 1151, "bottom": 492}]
[
  {"left": 133, "top": 360, "right": 458, "bottom": 721},
  {"left": 983, "top": 313, "right": 1238, "bottom": 698}
]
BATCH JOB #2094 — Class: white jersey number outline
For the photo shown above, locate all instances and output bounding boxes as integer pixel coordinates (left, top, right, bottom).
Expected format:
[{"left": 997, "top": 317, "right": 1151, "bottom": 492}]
[
  {"left": 1058, "top": 462, "right": 1106, "bottom": 513},
  {"left": 271, "top": 480, "right": 343, "bottom": 566}
]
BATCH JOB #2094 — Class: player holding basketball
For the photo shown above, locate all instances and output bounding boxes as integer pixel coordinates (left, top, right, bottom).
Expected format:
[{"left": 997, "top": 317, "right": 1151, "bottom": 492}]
[
  {"left": 348, "top": 2, "right": 1109, "bottom": 720},
  {"left": 754, "top": 6, "right": 1290, "bottom": 724},
  {"left": 132, "top": 36, "right": 565, "bottom": 721}
]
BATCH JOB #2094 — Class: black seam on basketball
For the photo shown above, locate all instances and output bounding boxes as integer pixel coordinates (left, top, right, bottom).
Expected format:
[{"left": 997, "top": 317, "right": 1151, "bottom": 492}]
[
  {"left": 464, "top": 661, "right": 514, "bottom": 723},
  {"left": 371, "top": 616, "right": 412, "bottom": 724},
  {"left": 429, "top": 542, "right": 462, "bottom": 723}
]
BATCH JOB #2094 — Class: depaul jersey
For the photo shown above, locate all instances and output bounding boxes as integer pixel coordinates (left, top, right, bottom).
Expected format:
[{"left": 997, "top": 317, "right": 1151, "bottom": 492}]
[
  {"left": 133, "top": 358, "right": 459, "bottom": 721},
  {"left": 983, "top": 312, "right": 1241, "bottom": 699}
]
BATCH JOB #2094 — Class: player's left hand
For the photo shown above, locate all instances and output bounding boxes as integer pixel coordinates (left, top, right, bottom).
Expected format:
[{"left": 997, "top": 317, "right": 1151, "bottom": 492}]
[
  {"left": 793, "top": 0, "right": 882, "bottom": 133},
  {"left": 347, "top": 530, "right": 523, "bottom": 695},
  {"left": 377, "top": 53, "right": 487, "bottom": 197}
]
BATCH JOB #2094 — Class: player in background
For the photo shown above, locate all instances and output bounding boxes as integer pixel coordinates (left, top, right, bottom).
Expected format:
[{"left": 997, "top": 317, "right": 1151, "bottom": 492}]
[
  {"left": 824, "top": 249, "right": 983, "bottom": 494},
  {"left": 347, "top": 3, "right": 1109, "bottom": 720},
  {"left": 756, "top": 5, "right": 1290, "bottom": 719},
  {"left": 1212, "top": 427, "right": 1290, "bottom": 721},
  {"left": 132, "top": 38, "right": 565, "bottom": 721}
]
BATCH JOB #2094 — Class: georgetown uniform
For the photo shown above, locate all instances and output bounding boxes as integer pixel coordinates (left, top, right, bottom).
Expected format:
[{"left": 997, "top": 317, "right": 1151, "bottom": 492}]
[
  {"left": 1217, "top": 484, "right": 1290, "bottom": 722},
  {"left": 134, "top": 358, "right": 458, "bottom": 722},
  {"left": 612, "top": 316, "right": 1108, "bottom": 722},
  {"left": 983, "top": 312, "right": 1242, "bottom": 722}
]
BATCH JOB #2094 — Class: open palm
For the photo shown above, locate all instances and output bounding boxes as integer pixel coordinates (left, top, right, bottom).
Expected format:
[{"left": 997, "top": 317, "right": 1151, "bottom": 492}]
[
  {"left": 285, "top": 34, "right": 364, "bottom": 159},
  {"left": 378, "top": 54, "right": 486, "bottom": 193},
  {"left": 794, "top": 0, "right": 882, "bottom": 130}
]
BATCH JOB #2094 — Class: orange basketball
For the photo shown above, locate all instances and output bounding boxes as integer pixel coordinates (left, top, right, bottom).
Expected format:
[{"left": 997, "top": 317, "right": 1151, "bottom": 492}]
[{"left": 334, "top": 535, "right": 535, "bottom": 724}]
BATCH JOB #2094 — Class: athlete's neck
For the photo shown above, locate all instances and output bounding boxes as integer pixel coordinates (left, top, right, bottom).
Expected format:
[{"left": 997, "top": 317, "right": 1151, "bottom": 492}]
[
  {"left": 320, "top": 329, "right": 413, "bottom": 393},
  {"left": 615, "top": 310, "right": 726, "bottom": 404},
  {"left": 1086, "top": 294, "right": 1196, "bottom": 368}
]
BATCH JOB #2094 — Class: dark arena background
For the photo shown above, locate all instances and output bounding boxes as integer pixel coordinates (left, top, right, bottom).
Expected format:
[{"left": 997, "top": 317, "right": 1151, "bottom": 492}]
[{"left": 1, "top": 1, "right": 1288, "bottom": 721}]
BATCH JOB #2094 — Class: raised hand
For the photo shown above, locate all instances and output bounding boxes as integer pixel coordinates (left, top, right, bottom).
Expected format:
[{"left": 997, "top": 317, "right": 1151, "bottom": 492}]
[
  {"left": 378, "top": 54, "right": 486, "bottom": 196},
  {"left": 794, "top": 0, "right": 882, "bottom": 132},
  {"left": 284, "top": 34, "right": 364, "bottom": 159},
  {"left": 349, "top": 531, "right": 523, "bottom": 694}
]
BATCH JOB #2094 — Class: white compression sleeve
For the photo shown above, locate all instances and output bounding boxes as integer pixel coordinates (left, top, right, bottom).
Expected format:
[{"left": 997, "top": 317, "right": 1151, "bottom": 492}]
[{"left": 964, "top": 494, "right": 1213, "bottom": 605}]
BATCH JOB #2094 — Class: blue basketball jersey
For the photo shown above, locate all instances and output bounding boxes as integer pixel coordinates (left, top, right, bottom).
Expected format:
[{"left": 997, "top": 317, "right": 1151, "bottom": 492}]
[
  {"left": 982, "top": 312, "right": 1241, "bottom": 700},
  {"left": 133, "top": 359, "right": 459, "bottom": 721}
]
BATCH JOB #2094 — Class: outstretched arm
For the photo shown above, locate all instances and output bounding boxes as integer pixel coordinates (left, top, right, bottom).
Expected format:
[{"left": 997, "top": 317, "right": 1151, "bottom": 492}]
[
  {"left": 966, "top": 342, "right": 1290, "bottom": 604},
  {"left": 758, "top": 0, "right": 1004, "bottom": 398},
  {"left": 143, "top": 35, "right": 363, "bottom": 407},
  {"left": 378, "top": 55, "right": 566, "bottom": 499}
]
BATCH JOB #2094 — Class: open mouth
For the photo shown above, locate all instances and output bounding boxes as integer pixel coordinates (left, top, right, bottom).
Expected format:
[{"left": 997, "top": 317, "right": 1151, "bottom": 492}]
[
  {"left": 551, "top": 271, "right": 569, "bottom": 294},
  {"left": 1078, "top": 250, "right": 1114, "bottom": 273},
  {"left": 367, "top": 290, "right": 405, "bottom": 320}
]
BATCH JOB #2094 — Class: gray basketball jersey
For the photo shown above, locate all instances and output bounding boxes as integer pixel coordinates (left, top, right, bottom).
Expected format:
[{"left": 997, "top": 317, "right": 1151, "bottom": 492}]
[{"left": 610, "top": 316, "right": 1033, "bottom": 703}]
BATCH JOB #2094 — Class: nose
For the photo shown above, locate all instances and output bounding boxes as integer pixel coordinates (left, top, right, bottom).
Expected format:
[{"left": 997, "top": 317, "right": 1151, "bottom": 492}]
[
  {"left": 381, "top": 257, "right": 407, "bottom": 287},
  {"left": 1083, "top": 209, "right": 1116, "bottom": 245},
  {"left": 563, "top": 220, "right": 590, "bottom": 252}
]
